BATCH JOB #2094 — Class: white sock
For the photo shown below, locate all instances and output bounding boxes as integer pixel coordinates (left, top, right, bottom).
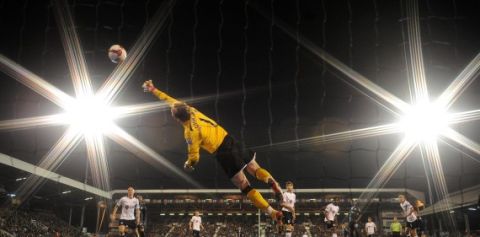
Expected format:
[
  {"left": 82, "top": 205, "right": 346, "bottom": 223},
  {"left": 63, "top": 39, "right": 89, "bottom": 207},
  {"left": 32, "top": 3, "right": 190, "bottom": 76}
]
[
  {"left": 266, "top": 206, "right": 274, "bottom": 215},
  {"left": 285, "top": 233, "right": 292, "bottom": 237},
  {"left": 332, "top": 233, "right": 337, "bottom": 237}
]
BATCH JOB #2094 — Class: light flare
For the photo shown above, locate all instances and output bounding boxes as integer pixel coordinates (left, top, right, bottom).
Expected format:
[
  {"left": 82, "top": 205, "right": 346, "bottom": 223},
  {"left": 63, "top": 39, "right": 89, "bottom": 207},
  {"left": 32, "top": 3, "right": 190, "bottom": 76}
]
[
  {"left": 403, "top": 0, "right": 429, "bottom": 103},
  {"left": 0, "top": 114, "right": 67, "bottom": 131},
  {"left": 250, "top": 1, "right": 480, "bottom": 228},
  {"left": 399, "top": 103, "right": 449, "bottom": 142},
  {"left": 253, "top": 123, "right": 402, "bottom": 151},
  {"left": 53, "top": 0, "right": 94, "bottom": 97},
  {"left": 357, "top": 138, "right": 416, "bottom": 211},
  {"left": 106, "top": 124, "right": 203, "bottom": 188},
  {"left": 0, "top": 54, "right": 74, "bottom": 108},
  {"left": 98, "top": 0, "right": 176, "bottom": 105},
  {"left": 63, "top": 96, "right": 116, "bottom": 135}
]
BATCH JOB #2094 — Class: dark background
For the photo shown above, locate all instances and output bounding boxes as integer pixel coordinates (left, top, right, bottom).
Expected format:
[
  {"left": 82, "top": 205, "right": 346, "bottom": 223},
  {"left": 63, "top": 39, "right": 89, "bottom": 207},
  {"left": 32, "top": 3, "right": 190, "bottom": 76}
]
[{"left": 0, "top": 0, "right": 479, "bottom": 210}]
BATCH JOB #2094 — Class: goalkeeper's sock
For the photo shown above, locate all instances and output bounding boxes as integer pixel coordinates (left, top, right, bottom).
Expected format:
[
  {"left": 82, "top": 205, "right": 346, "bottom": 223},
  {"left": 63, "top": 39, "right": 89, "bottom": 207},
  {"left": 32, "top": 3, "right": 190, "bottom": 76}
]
[
  {"left": 245, "top": 187, "right": 270, "bottom": 211},
  {"left": 255, "top": 168, "right": 272, "bottom": 183}
]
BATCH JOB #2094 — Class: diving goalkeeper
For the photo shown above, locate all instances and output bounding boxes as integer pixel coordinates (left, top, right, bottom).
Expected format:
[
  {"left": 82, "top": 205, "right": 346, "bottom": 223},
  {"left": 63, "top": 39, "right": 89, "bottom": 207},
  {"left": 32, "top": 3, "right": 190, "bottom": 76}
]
[{"left": 143, "top": 80, "right": 284, "bottom": 221}]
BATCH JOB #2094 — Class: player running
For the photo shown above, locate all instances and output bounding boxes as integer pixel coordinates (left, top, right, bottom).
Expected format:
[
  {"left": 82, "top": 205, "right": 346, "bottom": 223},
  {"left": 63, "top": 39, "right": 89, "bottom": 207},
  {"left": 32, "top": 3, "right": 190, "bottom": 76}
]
[
  {"left": 111, "top": 186, "right": 140, "bottom": 237},
  {"left": 142, "top": 80, "right": 284, "bottom": 221}
]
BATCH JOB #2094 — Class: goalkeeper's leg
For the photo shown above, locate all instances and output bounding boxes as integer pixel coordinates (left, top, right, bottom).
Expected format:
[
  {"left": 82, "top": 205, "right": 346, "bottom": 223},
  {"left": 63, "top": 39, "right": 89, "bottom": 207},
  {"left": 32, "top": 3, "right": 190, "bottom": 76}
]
[
  {"left": 245, "top": 158, "right": 283, "bottom": 203},
  {"left": 231, "top": 170, "right": 282, "bottom": 222}
]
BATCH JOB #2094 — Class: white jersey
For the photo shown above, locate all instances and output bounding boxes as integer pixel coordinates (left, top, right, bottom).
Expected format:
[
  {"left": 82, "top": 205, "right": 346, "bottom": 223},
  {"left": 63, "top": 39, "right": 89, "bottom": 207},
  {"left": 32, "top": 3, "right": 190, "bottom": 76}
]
[
  {"left": 281, "top": 191, "right": 296, "bottom": 212},
  {"left": 365, "top": 222, "right": 376, "bottom": 234},
  {"left": 400, "top": 200, "right": 417, "bottom": 222},
  {"left": 116, "top": 196, "right": 139, "bottom": 220},
  {"left": 324, "top": 203, "right": 339, "bottom": 221},
  {"left": 190, "top": 216, "right": 202, "bottom": 231}
]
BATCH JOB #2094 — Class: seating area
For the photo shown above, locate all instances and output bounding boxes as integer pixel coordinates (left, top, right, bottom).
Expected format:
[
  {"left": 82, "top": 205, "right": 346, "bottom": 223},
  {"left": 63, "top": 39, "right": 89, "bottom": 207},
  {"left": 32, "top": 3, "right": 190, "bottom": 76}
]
[
  {"left": 0, "top": 208, "right": 85, "bottom": 237},
  {"left": 142, "top": 215, "right": 327, "bottom": 237}
]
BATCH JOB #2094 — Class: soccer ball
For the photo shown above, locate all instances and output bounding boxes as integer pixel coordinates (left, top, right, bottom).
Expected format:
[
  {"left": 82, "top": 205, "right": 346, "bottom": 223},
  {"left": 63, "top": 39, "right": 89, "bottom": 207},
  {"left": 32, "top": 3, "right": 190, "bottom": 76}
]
[{"left": 108, "top": 44, "right": 127, "bottom": 63}]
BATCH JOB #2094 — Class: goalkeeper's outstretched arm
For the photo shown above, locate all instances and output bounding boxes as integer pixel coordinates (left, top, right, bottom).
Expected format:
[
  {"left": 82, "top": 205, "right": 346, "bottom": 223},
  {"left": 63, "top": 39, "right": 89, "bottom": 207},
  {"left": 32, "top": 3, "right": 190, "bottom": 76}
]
[{"left": 143, "top": 80, "right": 180, "bottom": 106}]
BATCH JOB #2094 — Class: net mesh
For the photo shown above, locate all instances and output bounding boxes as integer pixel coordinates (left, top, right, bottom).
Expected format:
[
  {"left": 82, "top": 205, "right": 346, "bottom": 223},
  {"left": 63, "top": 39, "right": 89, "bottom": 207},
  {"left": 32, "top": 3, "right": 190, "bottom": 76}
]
[{"left": 0, "top": 0, "right": 479, "bottom": 232}]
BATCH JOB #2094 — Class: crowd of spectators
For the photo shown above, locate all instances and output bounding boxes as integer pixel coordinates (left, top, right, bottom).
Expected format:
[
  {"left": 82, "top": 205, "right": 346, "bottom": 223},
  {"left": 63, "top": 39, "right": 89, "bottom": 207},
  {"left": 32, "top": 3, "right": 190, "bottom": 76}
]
[
  {"left": 134, "top": 215, "right": 324, "bottom": 237},
  {"left": 0, "top": 209, "right": 86, "bottom": 237}
]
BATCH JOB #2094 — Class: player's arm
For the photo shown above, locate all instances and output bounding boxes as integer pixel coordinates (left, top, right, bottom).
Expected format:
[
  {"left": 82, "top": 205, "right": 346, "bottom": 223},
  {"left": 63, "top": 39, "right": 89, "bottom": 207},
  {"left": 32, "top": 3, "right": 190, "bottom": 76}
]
[
  {"left": 281, "top": 202, "right": 295, "bottom": 213},
  {"left": 189, "top": 218, "right": 193, "bottom": 230},
  {"left": 111, "top": 206, "right": 118, "bottom": 220},
  {"left": 143, "top": 80, "right": 180, "bottom": 106},
  {"left": 292, "top": 195, "right": 296, "bottom": 221},
  {"left": 135, "top": 200, "right": 141, "bottom": 224},
  {"left": 111, "top": 200, "right": 121, "bottom": 220},
  {"left": 184, "top": 130, "right": 202, "bottom": 171},
  {"left": 136, "top": 208, "right": 140, "bottom": 225},
  {"left": 406, "top": 205, "right": 414, "bottom": 217},
  {"left": 201, "top": 223, "right": 205, "bottom": 230}
]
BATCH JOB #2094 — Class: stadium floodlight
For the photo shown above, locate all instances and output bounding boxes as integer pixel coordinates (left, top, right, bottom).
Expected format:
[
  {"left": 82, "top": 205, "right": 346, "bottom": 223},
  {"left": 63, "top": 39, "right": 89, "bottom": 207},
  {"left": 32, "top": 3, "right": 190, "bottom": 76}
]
[
  {"left": 399, "top": 102, "right": 449, "bottom": 142},
  {"left": 63, "top": 96, "right": 117, "bottom": 135}
]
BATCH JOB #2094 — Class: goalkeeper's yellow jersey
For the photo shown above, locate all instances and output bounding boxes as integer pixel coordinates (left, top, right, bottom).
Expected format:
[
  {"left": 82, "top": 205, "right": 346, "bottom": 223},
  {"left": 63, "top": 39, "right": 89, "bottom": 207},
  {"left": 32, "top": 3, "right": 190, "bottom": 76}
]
[{"left": 152, "top": 89, "right": 228, "bottom": 165}]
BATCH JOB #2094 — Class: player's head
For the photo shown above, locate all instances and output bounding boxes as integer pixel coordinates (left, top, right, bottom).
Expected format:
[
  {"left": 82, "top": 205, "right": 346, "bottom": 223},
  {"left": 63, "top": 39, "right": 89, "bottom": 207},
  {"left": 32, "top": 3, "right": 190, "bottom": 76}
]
[
  {"left": 127, "top": 186, "right": 135, "bottom": 198},
  {"left": 285, "top": 181, "right": 294, "bottom": 192},
  {"left": 398, "top": 194, "right": 406, "bottom": 203},
  {"left": 171, "top": 102, "right": 191, "bottom": 123},
  {"left": 194, "top": 211, "right": 200, "bottom": 216},
  {"left": 368, "top": 217, "right": 372, "bottom": 222},
  {"left": 393, "top": 216, "right": 397, "bottom": 221}
]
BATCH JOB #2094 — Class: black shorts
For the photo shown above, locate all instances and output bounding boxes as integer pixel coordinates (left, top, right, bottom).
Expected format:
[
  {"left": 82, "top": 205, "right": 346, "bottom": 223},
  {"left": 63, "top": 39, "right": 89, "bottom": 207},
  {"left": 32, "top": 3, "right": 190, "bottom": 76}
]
[
  {"left": 325, "top": 220, "right": 336, "bottom": 229},
  {"left": 406, "top": 220, "right": 419, "bottom": 229},
  {"left": 282, "top": 211, "right": 294, "bottom": 224},
  {"left": 118, "top": 219, "right": 136, "bottom": 229},
  {"left": 215, "top": 135, "right": 255, "bottom": 179},
  {"left": 192, "top": 230, "right": 200, "bottom": 237},
  {"left": 392, "top": 232, "right": 401, "bottom": 237},
  {"left": 416, "top": 218, "right": 424, "bottom": 231}
]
